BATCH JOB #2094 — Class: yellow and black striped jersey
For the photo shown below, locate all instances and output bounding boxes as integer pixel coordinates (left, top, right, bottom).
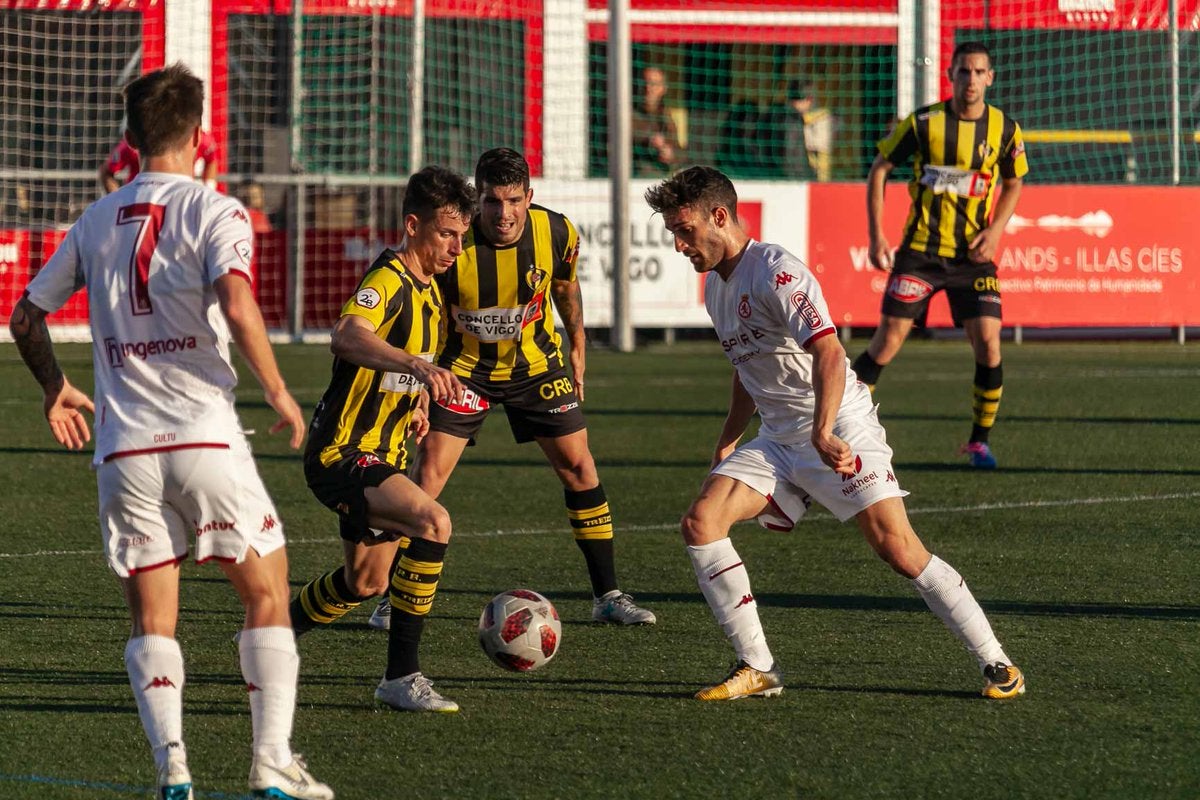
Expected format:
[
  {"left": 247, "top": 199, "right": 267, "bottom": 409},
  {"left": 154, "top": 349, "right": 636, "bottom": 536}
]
[
  {"left": 880, "top": 101, "right": 1028, "bottom": 259},
  {"left": 436, "top": 204, "right": 579, "bottom": 382},
  {"left": 306, "top": 249, "right": 442, "bottom": 470}
]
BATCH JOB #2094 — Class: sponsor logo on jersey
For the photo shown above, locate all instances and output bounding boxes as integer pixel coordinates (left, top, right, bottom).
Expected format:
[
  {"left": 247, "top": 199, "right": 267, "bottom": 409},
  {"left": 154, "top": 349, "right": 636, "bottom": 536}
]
[
  {"left": 379, "top": 369, "right": 425, "bottom": 395},
  {"left": 355, "top": 287, "right": 382, "bottom": 309},
  {"left": 973, "top": 276, "right": 1001, "bottom": 293},
  {"left": 773, "top": 271, "right": 795, "bottom": 288},
  {"left": 790, "top": 291, "right": 824, "bottom": 328},
  {"left": 886, "top": 275, "right": 934, "bottom": 303},
  {"left": 105, "top": 336, "right": 198, "bottom": 367},
  {"left": 437, "top": 387, "right": 490, "bottom": 415},
  {"left": 919, "top": 165, "right": 990, "bottom": 197},
  {"left": 547, "top": 401, "right": 579, "bottom": 414},
  {"left": 122, "top": 534, "right": 153, "bottom": 548},
  {"left": 451, "top": 302, "right": 539, "bottom": 342},
  {"left": 233, "top": 239, "right": 252, "bottom": 265},
  {"left": 737, "top": 294, "right": 752, "bottom": 319}
]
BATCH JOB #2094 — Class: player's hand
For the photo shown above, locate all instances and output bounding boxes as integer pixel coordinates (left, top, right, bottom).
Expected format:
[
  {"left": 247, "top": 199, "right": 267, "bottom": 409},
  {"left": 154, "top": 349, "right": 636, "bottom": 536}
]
[
  {"left": 968, "top": 225, "right": 1002, "bottom": 263},
  {"left": 710, "top": 439, "right": 739, "bottom": 469},
  {"left": 570, "top": 349, "right": 586, "bottom": 404},
  {"left": 44, "top": 376, "right": 94, "bottom": 450},
  {"left": 813, "top": 430, "right": 855, "bottom": 476},
  {"left": 265, "top": 386, "right": 306, "bottom": 449},
  {"left": 413, "top": 361, "right": 464, "bottom": 406},
  {"left": 868, "top": 237, "right": 894, "bottom": 271},
  {"left": 409, "top": 390, "right": 432, "bottom": 444}
]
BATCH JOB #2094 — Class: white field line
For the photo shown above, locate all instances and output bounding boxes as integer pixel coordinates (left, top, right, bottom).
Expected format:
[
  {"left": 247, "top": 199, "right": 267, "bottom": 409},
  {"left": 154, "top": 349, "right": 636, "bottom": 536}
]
[{"left": 1, "top": 490, "right": 1197, "bottom": 560}]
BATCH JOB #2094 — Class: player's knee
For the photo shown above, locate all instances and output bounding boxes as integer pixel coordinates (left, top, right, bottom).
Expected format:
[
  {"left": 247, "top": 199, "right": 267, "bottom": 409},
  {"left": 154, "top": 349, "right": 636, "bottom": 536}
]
[
  {"left": 412, "top": 504, "right": 452, "bottom": 543},
  {"left": 557, "top": 460, "right": 599, "bottom": 491},
  {"left": 680, "top": 509, "right": 713, "bottom": 546},
  {"left": 870, "top": 530, "right": 928, "bottom": 579}
]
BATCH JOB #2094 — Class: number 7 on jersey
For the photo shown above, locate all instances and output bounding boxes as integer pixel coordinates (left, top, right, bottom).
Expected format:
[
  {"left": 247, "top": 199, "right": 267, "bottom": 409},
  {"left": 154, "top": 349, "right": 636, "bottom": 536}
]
[{"left": 117, "top": 203, "right": 166, "bottom": 315}]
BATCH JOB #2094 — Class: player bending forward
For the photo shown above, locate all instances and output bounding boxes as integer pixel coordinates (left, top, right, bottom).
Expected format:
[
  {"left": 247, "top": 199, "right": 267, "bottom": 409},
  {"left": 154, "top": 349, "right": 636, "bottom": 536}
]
[
  {"left": 9, "top": 64, "right": 332, "bottom": 799},
  {"left": 645, "top": 166, "right": 1025, "bottom": 702}
]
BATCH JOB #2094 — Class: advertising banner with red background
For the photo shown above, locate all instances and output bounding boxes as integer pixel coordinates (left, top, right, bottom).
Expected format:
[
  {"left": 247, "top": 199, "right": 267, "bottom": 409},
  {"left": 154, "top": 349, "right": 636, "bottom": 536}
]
[{"left": 808, "top": 183, "right": 1200, "bottom": 327}]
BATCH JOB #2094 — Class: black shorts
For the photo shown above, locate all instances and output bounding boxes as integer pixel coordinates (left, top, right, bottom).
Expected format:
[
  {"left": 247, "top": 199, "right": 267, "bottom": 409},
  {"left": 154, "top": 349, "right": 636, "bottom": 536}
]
[
  {"left": 880, "top": 249, "right": 1002, "bottom": 327},
  {"left": 303, "top": 451, "right": 407, "bottom": 543},
  {"left": 427, "top": 366, "right": 587, "bottom": 445}
]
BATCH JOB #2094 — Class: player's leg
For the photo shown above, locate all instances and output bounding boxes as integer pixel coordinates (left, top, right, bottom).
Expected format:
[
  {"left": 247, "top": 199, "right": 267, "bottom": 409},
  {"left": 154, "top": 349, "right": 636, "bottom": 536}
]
[
  {"left": 290, "top": 528, "right": 401, "bottom": 635},
  {"left": 181, "top": 444, "right": 332, "bottom": 798},
  {"left": 534, "top": 427, "right": 653, "bottom": 624},
  {"left": 99, "top": 456, "right": 192, "bottom": 799},
  {"left": 962, "top": 314, "right": 1004, "bottom": 468},
  {"left": 854, "top": 497, "right": 1024, "bottom": 698},
  {"left": 363, "top": 473, "right": 458, "bottom": 713},
  {"left": 414, "top": 430, "right": 471, "bottom": 499},
  {"left": 682, "top": 465, "right": 787, "bottom": 701},
  {"left": 852, "top": 250, "right": 939, "bottom": 390}
]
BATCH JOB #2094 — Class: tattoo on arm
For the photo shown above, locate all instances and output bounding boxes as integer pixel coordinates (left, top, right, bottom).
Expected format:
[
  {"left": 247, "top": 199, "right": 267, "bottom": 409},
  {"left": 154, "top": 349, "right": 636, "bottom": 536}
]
[
  {"left": 552, "top": 280, "right": 584, "bottom": 339},
  {"left": 9, "top": 297, "right": 63, "bottom": 392}
]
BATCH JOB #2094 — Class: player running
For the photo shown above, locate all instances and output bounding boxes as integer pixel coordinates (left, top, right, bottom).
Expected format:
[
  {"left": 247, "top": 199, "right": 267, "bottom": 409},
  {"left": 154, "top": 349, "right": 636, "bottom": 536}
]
[
  {"left": 9, "top": 64, "right": 332, "bottom": 800},
  {"left": 645, "top": 165, "right": 1025, "bottom": 702}
]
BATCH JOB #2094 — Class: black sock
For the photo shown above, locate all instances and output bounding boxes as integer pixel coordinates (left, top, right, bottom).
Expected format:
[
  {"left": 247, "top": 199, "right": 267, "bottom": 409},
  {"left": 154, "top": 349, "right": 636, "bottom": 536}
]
[
  {"left": 385, "top": 537, "right": 447, "bottom": 680},
  {"left": 970, "top": 362, "right": 1003, "bottom": 444},
  {"left": 566, "top": 484, "right": 618, "bottom": 597},
  {"left": 290, "top": 566, "right": 369, "bottom": 636}
]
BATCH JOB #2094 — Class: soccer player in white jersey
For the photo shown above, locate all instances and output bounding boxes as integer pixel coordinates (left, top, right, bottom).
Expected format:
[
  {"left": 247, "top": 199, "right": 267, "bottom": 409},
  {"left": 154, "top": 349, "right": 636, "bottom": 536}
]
[
  {"left": 8, "top": 65, "right": 333, "bottom": 800},
  {"left": 644, "top": 166, "right": 1025, "bottom": 702}
]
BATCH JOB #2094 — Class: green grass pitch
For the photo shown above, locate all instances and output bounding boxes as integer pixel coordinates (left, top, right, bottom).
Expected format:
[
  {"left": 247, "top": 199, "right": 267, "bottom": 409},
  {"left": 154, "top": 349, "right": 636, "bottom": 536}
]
[{"left": 0, "top": 339, "right": 1197, "bottom": 799}]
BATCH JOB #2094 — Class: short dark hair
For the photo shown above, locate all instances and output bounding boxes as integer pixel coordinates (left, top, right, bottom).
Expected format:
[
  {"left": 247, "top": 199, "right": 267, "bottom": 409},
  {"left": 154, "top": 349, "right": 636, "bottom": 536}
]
[
  {"left": 786, "top": 79, "right": 814, "bottom": 101},
  {"left": 644, "top": 166, "right": 739, "bottom": 221},
  {"left": 402, "top": 165, "right": 476, "bottom": 221},
  {"left": 951, "top": 41, "right": 992, "bottom": 68},
  {"left": 124, "top": 63, "right": 204, "bottom": 157},
  {"left": 475, "top": 147, "right": 530, "bottom": 191}
]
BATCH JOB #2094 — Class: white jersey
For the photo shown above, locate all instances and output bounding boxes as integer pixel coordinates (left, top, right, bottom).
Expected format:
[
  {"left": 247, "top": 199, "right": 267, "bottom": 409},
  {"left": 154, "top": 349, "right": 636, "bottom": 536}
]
[
  {"left": 26, "top": 172, "right": 256, "bottom": 464},
  {"left": 704, "top": 240, "right": 871, "bottom": 444}
]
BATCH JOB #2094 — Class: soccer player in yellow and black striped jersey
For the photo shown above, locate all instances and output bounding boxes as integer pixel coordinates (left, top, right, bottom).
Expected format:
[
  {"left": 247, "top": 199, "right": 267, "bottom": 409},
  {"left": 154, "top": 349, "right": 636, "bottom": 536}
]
[
  {"left": 292, "top": 165, "right": 475, "bottom": 713},
  {"left": 851, "top": 41, "right": 1027, "bottom": 469},
  {"left": 409, "top": 147, "right": 655, "bottom": 626}
]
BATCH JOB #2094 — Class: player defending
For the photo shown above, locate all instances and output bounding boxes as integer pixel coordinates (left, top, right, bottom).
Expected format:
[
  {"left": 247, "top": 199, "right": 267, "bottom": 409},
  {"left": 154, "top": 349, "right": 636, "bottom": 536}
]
[
  {"left": 366, "top": 147, "right": 654, "bottom": 630},
  {"left": 850, "top": 42, "right": 1027, "bottom": 469},
  {"left": 9, "top": 65, "right": 332, "bottom": 799},
  {"left": 645, "top": 166, "right": 1025, "bottom": 702},
  {"left": 290, "top": 166, "right": 474, "bottom": 713}
]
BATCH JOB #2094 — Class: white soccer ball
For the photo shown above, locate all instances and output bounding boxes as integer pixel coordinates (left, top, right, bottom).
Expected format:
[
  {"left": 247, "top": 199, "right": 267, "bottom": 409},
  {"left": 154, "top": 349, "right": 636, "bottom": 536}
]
[{"left": 478, "top": 589, "right": 562, "bottom": 672}]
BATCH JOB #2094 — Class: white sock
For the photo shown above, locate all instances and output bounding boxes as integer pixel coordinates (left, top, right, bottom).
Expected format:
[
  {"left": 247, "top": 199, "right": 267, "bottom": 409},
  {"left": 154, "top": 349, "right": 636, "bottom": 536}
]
[
  {"left": 238, "top": 626, "right": 298, "bottom": 768},
  {"left": 912, "top": 555, "right": 1009, "bottom": 671},
  {"left": 124, "top": 635, "right": 187, "bottom": 772},
  {"left": 687, "top": 539, "right": 774, "bottom": 671}
]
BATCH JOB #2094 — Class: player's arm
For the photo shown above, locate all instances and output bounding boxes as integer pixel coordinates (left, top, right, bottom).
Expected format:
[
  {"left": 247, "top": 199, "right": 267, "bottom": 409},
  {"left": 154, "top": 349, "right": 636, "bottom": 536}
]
[
  {"left": 866, "top": 153, "right": 897, "bottom": 271},
  {"left": 9, "top": 294, "right": 94, "bottom": 449},
  {"left": 99, "top": 161, "right": 119, "bottom": 194},
  {"left": 201, "top": 159, "right": 219, "bottom": 191},
  {"left": 330, "top": 314, "right": 464, "bottom": 405},
  {"left": 550, "top": 277, "right": 587, "bottom": 402},
  {"left": 712, "top": 371, "right": 757, "bottom": 468},
  {"left": 806, "top": 333, "right": 855, "bottom": 476},
  {"left": 215, "top": 274, "right": 305, "bottom": 449},
  {"left": 968, "top": 176, "right": 1023, "bottom": 263}
]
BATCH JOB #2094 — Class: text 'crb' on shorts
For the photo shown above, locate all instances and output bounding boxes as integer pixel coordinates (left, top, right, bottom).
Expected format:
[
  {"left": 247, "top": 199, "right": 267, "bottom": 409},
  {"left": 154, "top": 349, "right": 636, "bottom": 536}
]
[
  {"left": 303, "top": 450, "right": 410, "bottom": 544},
  {"left": 426, "top": 366, "right": 587, "bottom": 444},
  {"left": 880, "top": 248, "right": 1002, "bottom": 327},
  {"left": 712, "top": 406, "right": 909, "bottom": 524},
  {"left": 97, "top": 439, "right": 285, "bottom": 578}
]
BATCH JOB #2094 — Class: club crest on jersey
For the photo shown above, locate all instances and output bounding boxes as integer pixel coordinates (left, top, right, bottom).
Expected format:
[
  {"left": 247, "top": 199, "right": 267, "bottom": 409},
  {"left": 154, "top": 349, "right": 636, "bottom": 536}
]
[
  {"left": 355, "top": 287, "right": 382, "bottom": 309},
  {"left": 525, "top": 264, "right": 548, "bottom": 291},
  {"left": 886, "top": 275, "right": 933, "bottom": 303},
  {"left": 977, "top": 142, "right": 994, "bottom": 161},
  {"left": 790, "top": 291, "right": 823, "bottom": 328},
  {"left": 233, "top": 239, "right": 252, "bottom": 265},
  {"left": 737, "top": 294, "right": 752, "bottom": 319}
]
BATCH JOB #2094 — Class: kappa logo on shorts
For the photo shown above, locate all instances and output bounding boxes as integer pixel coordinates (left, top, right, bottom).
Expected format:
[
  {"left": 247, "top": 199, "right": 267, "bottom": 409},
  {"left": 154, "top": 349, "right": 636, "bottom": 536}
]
[
  {"left": 260, "top": 514, "right": 278, "bottom": 532},
  {"left": 886, "top": 274, "right": 934, "bottom": 303},
  {"left": 790, "top": 291, "right": 824, "bottom": 328},
  {"left": 437, "top": 388, "right": 490, "bottom": 414},
  {"left": 737, "top": 294, "right": 752, "bottom": 319},
  {"left": 886, "top": 470, "right": 896, "bottom": 483},
  {"left": 355, "top": 453, "right": 383, "bottom": 469}
]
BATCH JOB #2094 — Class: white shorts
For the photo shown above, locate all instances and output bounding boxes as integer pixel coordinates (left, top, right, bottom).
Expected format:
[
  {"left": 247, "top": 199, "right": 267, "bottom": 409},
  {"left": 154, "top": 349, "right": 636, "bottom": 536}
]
[
  {"left": 96, "top": 440, "right": 285, "bottom": 578},
  {"left": 713, "top": 406, "right": 909, "bottom": 525}
]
